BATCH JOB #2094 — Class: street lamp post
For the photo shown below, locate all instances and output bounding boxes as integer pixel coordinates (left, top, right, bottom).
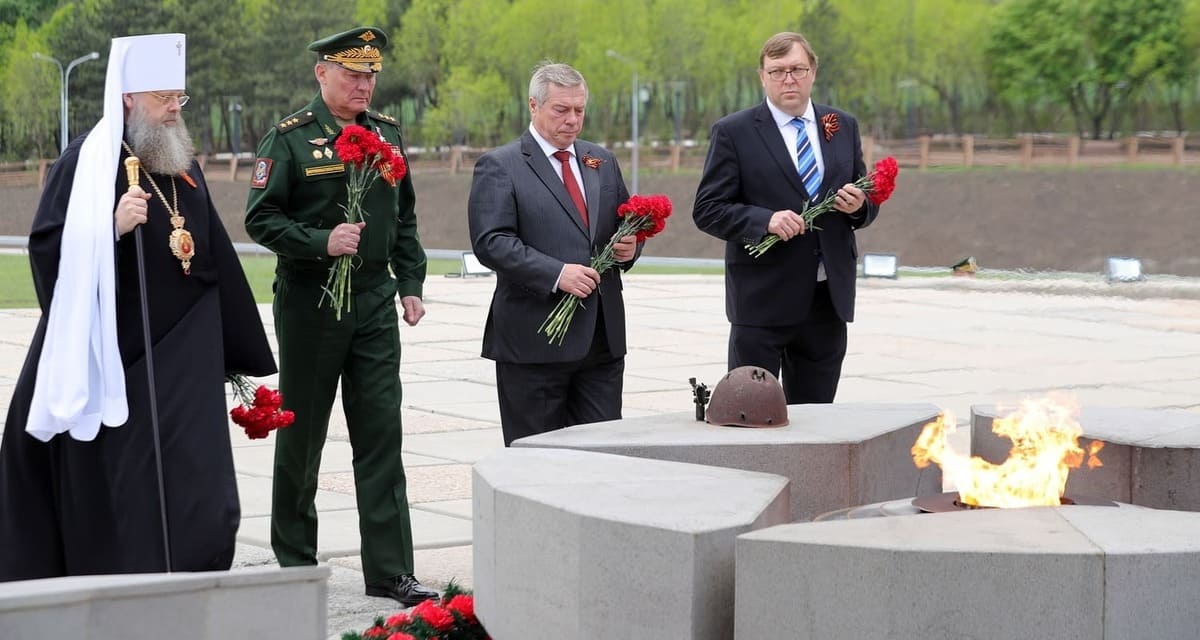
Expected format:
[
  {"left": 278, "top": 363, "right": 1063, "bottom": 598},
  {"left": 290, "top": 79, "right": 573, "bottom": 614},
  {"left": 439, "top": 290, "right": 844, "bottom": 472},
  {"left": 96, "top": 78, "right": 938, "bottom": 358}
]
[
  {"left": 606, "top": 49, "right": 638, "bottom": 194},
  {"left": 33, "top": 50, "right": 101, "bottom": 154}
]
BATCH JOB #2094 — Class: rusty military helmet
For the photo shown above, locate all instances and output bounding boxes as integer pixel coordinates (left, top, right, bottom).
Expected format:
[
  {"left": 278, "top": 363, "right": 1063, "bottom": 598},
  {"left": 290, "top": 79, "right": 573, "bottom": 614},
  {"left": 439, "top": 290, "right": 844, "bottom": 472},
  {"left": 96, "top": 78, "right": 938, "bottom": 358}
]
[{"left": 705, "top": 366, "right": 789, "bottom": 428}]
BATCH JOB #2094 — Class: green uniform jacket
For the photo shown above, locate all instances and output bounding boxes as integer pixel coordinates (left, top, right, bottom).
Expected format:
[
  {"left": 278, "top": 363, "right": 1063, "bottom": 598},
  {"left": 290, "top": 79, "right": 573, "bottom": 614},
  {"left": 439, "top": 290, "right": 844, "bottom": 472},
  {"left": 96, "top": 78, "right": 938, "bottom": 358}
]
[{"left": 245, "top": 94, "right": 426, "bottom": 297}]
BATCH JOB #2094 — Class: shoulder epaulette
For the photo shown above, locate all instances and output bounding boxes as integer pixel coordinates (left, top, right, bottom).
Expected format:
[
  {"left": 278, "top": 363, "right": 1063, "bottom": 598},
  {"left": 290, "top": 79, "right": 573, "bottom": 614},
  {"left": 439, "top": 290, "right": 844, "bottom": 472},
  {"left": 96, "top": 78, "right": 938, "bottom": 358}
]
[
  {"left": 275, "top": 110, "right": 317, "bottom": 133},
  {"left": 367, "top": 110, "right": 400, "bottom": 125}
]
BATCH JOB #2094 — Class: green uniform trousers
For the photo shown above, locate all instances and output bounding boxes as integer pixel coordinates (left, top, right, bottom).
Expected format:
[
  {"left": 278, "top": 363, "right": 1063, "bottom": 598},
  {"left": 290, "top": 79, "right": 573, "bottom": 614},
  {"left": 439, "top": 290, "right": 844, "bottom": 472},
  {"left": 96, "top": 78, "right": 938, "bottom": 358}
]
[{"left": 270, "top": 274, "right": 414, "bottom": 582}]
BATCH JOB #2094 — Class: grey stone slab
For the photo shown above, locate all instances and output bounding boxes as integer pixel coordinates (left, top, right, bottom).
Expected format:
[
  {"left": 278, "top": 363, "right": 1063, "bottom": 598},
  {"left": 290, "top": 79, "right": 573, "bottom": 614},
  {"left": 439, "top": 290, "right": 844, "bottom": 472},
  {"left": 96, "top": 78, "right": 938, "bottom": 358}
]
[
  {"left": 232, "top": 439, "right": 445, "bottom": 474},
  {"left": 404, "top": 399, "right": 502, "bottom": 424},
  {"left": 1128, "top": 377, "right": 1200, "bottom": 400},
  {"left": 403, "top": 378, "right": 497, "bottom": 405},
  {"left": 412, "top": 498, "right": 473, "bottom": 520},
  {"left": 1132, "top": 447, "right": 1200, "bottom": 510},
  {"left": 236, "top": 473, "right": 359, "bottom": 519},
  {"left": 402, "top": 407, "right": 499, "bottom": 434},
  {"left": 0, "top": 566, "right": 329, "bottom": 640},
  {"left": 622, "top": 389, "right": 707, "bottom": 413},
  {"left": 473, "top": 448, "right": 790, "bottom": 640},
  {"left": 513, "top": 404, "right": 943, "bottom": 521},
  {"left": 403, "top": 427, "right": 504, "bottom": 463},
  {"left": 398, "top": 343, "right": 481, "bottom": 364},
  {"left": 1063, "top": 386, "right": 1192, "bottom": 409},
  {"left": 1058, "top": 507, "right": 1200, "bottom": 640},
  {"left": 403, "top": 357, "right": 495, "bottom": 384},
  {"left": 623, "top": 348, "right": 722, "bottom": 371},
  {"left": 887, "top": 367, "right": 1073, "bottom": 395},
  {"left": 736, "top": 509, "right": 1105, "bottom": 640},
  {"left": 320, "top": 562, "right": 407, "bottom": 640},
  {"left": 835, "top": 375, "right": 975, "bottom": 410},
  {"left": 232, "top": 439, "right": 352, "bottom": 475},
  {"left": 621, "top": 372, "right": 708, "bottom": 394}
]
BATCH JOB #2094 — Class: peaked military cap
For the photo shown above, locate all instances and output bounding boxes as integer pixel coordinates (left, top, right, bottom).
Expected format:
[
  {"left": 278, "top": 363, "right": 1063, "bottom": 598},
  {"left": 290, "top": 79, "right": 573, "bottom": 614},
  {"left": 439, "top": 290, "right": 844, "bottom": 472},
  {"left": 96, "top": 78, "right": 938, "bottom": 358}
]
[{"left": 308, "top": 27, "right": 388, "bottom": 73}]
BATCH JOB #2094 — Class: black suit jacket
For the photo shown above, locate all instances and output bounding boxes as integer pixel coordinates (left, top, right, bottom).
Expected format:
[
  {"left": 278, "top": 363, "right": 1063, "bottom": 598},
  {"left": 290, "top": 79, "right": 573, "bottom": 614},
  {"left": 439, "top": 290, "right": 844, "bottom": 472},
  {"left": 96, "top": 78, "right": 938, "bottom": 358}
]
[
  {"left": 693, "top": 101, "right": 879, "bottom": 325},
  {"left": 468, "top": 131, "right": 633, "bottom": 363}
]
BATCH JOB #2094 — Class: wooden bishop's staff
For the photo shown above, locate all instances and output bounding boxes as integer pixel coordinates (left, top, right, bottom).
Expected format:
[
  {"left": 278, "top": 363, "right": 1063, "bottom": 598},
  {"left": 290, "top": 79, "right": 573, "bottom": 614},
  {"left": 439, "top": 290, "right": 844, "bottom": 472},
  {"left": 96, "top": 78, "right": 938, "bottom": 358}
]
[{"left": 124, "top": 155, "right": 173, "bottom": 572}]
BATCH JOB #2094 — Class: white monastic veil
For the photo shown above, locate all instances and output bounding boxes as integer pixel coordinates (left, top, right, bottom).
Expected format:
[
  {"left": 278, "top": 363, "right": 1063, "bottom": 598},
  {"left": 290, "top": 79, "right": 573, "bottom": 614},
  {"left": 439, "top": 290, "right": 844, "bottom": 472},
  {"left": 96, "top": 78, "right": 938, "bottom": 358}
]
[{"left": 25, "top": 34, "right": 186, "bottom": 442}]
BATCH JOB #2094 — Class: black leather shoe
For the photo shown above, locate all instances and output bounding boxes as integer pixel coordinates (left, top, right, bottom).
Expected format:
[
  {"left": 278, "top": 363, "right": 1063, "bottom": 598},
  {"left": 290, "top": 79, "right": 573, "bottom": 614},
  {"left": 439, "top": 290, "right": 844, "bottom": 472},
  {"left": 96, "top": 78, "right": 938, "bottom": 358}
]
[{"left": 364, "top": 574, "right": 439, "bottom": 607}]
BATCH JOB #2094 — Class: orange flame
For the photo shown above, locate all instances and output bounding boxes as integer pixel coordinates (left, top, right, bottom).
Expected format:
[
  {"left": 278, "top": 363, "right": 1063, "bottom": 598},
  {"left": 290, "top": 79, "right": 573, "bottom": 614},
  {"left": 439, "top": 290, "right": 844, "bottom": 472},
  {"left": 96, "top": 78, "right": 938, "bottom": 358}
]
[{"left": 911, "top": 396, "right": 1104, "bottom": 508}]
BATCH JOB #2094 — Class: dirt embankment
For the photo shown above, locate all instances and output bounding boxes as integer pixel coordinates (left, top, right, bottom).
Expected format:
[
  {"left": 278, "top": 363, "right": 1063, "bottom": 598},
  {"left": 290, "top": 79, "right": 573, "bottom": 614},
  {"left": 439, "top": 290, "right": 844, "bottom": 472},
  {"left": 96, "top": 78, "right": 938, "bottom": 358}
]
[{"left": 4, "top": 164, "right": 1198, "bottom": 277}]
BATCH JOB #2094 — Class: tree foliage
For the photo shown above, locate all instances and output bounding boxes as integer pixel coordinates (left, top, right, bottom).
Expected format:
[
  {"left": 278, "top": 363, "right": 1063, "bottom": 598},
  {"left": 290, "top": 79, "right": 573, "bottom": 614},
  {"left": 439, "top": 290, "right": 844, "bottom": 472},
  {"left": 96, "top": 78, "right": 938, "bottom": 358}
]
[
  {"left": 1, "top": 0, "right": 1198, "bottom": 159},
  {"left": 988, "top": 0, "right": 1190, "bottom": 138}
]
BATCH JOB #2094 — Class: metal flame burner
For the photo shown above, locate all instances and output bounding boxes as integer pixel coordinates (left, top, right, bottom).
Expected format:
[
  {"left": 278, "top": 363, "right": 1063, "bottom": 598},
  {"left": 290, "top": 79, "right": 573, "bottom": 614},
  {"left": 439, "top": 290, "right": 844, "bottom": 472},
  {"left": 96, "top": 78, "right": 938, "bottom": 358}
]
[
  {"left": 911, "top": 491, "right": 1117, "bottom": 513},
  {"left": 815, "top": 491, "right": 1118, "bottom": 521}
]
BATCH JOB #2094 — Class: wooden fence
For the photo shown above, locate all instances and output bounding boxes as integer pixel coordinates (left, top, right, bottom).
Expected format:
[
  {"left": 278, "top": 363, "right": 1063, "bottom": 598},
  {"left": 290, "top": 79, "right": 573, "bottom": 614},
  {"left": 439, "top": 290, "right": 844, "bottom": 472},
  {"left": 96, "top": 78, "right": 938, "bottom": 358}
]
[
  {"left": 2, "top": 134, "right": 1193, "bottom": 188},
  {"left": 864, "top": 134, "right": 1194, "bottom": 170},
  {"left": 432, "top": 134, "right": 1195, "bottom": 175}
]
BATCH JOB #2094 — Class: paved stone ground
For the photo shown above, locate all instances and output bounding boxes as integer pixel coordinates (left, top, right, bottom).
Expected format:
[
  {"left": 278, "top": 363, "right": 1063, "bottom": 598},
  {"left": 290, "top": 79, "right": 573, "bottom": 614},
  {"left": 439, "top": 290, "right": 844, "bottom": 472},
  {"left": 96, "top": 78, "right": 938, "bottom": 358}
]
[{"left": 2, "top": 273, "right": 1200, "bottom": 638}]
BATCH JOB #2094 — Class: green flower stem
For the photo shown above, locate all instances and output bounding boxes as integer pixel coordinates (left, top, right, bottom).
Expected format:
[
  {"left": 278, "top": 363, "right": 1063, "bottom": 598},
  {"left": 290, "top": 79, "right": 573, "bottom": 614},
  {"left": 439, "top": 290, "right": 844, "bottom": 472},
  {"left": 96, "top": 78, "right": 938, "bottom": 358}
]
[
  {"left": 538, "top": 215, "right": 653, "bottom": 345},
  {"left": 226, "top": 374, "right": 256, "bottom": 405},
  {"left": 745, "top": 174, "right": 878, "bottom": 258},
  {"left": 318, "top": 153, "right": 386, "bottom": 320}
]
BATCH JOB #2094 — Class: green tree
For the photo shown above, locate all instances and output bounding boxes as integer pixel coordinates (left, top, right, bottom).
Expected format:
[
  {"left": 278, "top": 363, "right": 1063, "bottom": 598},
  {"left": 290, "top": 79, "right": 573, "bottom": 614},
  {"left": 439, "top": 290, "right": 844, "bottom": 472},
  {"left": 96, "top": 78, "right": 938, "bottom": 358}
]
[
  {"left": 0, "top": 0, "right": 57, "bottom": 31},
  {"left": 908, "top": 0, "right": 993, "bottom": 135},
  {"left": 0, "top": 19, "right": 57, "bottom": 158},
  {"left": 163, "top": 0, "right": 254, "bottom": 154},
  {"left": 988, "top": 0, "right": 1188, "bottom": 139},
  {"left": 420, "top": 66, "right": 511, "bottom": 146}
]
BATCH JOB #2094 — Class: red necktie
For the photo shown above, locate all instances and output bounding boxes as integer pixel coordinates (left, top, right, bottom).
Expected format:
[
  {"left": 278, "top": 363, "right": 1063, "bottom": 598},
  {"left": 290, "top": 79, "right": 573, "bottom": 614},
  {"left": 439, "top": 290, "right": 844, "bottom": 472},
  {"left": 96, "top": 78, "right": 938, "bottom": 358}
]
[{"left": 553, "top": 150, "right": 588, "bottom": 227}]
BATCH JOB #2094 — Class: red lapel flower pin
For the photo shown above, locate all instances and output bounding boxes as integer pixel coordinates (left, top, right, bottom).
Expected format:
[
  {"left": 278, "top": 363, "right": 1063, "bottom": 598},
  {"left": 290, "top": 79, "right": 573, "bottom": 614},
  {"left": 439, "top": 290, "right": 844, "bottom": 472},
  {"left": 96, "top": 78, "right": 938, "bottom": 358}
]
[
  {"left": 582, "top": 153, "right": 604, "bottom": 170},
  {"left": 821, "top": 113, "right": 840, "bottom": 141}
]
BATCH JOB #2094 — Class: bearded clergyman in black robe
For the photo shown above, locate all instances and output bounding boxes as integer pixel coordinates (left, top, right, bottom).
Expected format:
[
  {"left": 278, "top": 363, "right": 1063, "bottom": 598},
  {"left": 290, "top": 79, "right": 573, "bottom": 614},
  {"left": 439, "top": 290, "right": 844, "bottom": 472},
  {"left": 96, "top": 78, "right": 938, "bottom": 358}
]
[{"left": 0, "top": 33, "right": 276, "bottom": 581}]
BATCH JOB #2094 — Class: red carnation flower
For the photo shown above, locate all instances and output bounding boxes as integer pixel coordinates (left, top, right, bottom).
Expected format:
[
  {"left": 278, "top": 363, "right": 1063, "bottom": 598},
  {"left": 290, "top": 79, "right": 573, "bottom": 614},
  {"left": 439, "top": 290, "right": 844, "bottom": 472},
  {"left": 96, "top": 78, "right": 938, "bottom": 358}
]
[
  {"left": 335, "top": 125, "right": 371, "bottom": 165},
  {"left": 379, "top": 153, "right": 408, "bottom": 187},
  {"left": 385, "top": 633, "right": 416, "bottom": 640},
  {"left": 445, "top": 594, "right": 476, "bottom": 623},
  {"left": 745, "top": 156, "right": 900, "bottom": 257},
  {"left": 866, "top": 156, "right": 900, "bottom": 205},
  {"left": 324, "top": 123, "right": 408, "bottom": 319},
  {"left": 410, "top": 599, "right": 455, "bottom": 631},
  {"left": 362, "top": 625, "right": 389, "bottom": 639},
  {"left": 539, "top": 193, "right": 675, "bottom": 345},
  {"left": 228, "top": 377, "right": 295, "bottom": 440},
  {"left": 385, "top": 612, "right": 410, "bottom": 629}
]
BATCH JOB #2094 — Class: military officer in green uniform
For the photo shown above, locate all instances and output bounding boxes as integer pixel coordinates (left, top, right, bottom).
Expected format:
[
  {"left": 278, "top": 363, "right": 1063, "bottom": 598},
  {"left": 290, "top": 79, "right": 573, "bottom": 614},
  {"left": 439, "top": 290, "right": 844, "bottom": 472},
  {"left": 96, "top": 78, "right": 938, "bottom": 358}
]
[{"left": 245, "top": 26, "right": 437, "bottom": 606}]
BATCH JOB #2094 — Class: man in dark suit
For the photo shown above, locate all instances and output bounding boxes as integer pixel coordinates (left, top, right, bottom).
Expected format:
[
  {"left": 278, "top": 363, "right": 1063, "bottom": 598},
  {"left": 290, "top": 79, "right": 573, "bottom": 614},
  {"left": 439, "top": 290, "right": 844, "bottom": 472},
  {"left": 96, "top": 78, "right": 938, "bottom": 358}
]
[
  {"left": 469, "top": 61, "right": 637, "bottom": 446},
  {"left": 693, "top": 32, "right": 881, "bottom": 404}
]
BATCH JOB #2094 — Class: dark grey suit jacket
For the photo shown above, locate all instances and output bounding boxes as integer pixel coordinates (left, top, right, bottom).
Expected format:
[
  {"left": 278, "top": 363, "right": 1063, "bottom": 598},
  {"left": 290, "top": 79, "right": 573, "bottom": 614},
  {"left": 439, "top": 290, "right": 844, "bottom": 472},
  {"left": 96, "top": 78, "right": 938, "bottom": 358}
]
[
  {"left": 468, "top": 131, "right": 632, "bottom": 363},
  {"left": 693, "top": 101, "right": 879, "bottom": 326}
]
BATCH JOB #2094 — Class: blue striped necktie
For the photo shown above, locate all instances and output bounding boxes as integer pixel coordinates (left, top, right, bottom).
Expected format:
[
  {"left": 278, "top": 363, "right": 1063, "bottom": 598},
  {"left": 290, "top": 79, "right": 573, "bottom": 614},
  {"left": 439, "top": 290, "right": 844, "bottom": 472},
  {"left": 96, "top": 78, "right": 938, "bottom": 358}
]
[{"left": 791, "top": 117, "right": 821, "bottom": 201}]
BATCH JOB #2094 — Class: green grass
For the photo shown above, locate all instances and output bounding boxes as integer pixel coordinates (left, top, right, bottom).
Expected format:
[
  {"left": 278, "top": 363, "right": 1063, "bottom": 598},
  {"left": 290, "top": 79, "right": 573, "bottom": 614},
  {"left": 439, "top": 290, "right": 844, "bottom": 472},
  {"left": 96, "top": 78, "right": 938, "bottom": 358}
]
[
  {"left": 171, "top": 254, "right": 464, "bottom": 304},
  {"left": 0, "top": 254, "right": 725, "bottom": 308},
  {"left": 0, "top": 254, "right": 39, "bottom": 308}
]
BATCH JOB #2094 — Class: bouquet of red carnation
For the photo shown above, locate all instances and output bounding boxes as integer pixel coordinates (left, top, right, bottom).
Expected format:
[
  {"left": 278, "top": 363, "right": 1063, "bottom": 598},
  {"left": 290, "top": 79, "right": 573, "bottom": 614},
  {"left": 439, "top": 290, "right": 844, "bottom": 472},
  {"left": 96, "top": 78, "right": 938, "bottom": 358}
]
[
  {"left": 323, "top": 124, "right": 409, "bottom": 320},
  {"left": 538, "top": 194, "right": 673, "bottom": 345},
  {"left": 747, "top": 156, "right": 899, "bottom": 257},
  {"left": 343, "top": 580, "right": 488, "bottom": 640},
  {"left": 227, "top": 374, "right": 295, "bottom": 440}
]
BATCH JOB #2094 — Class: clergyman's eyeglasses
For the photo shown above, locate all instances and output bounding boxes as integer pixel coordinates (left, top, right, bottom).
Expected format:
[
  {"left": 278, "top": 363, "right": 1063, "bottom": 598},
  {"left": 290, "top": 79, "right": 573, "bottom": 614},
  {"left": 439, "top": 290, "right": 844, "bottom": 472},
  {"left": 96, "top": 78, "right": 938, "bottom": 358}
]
[{"left": 147, "top": 91, "right": 190, "bottom": 107}]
